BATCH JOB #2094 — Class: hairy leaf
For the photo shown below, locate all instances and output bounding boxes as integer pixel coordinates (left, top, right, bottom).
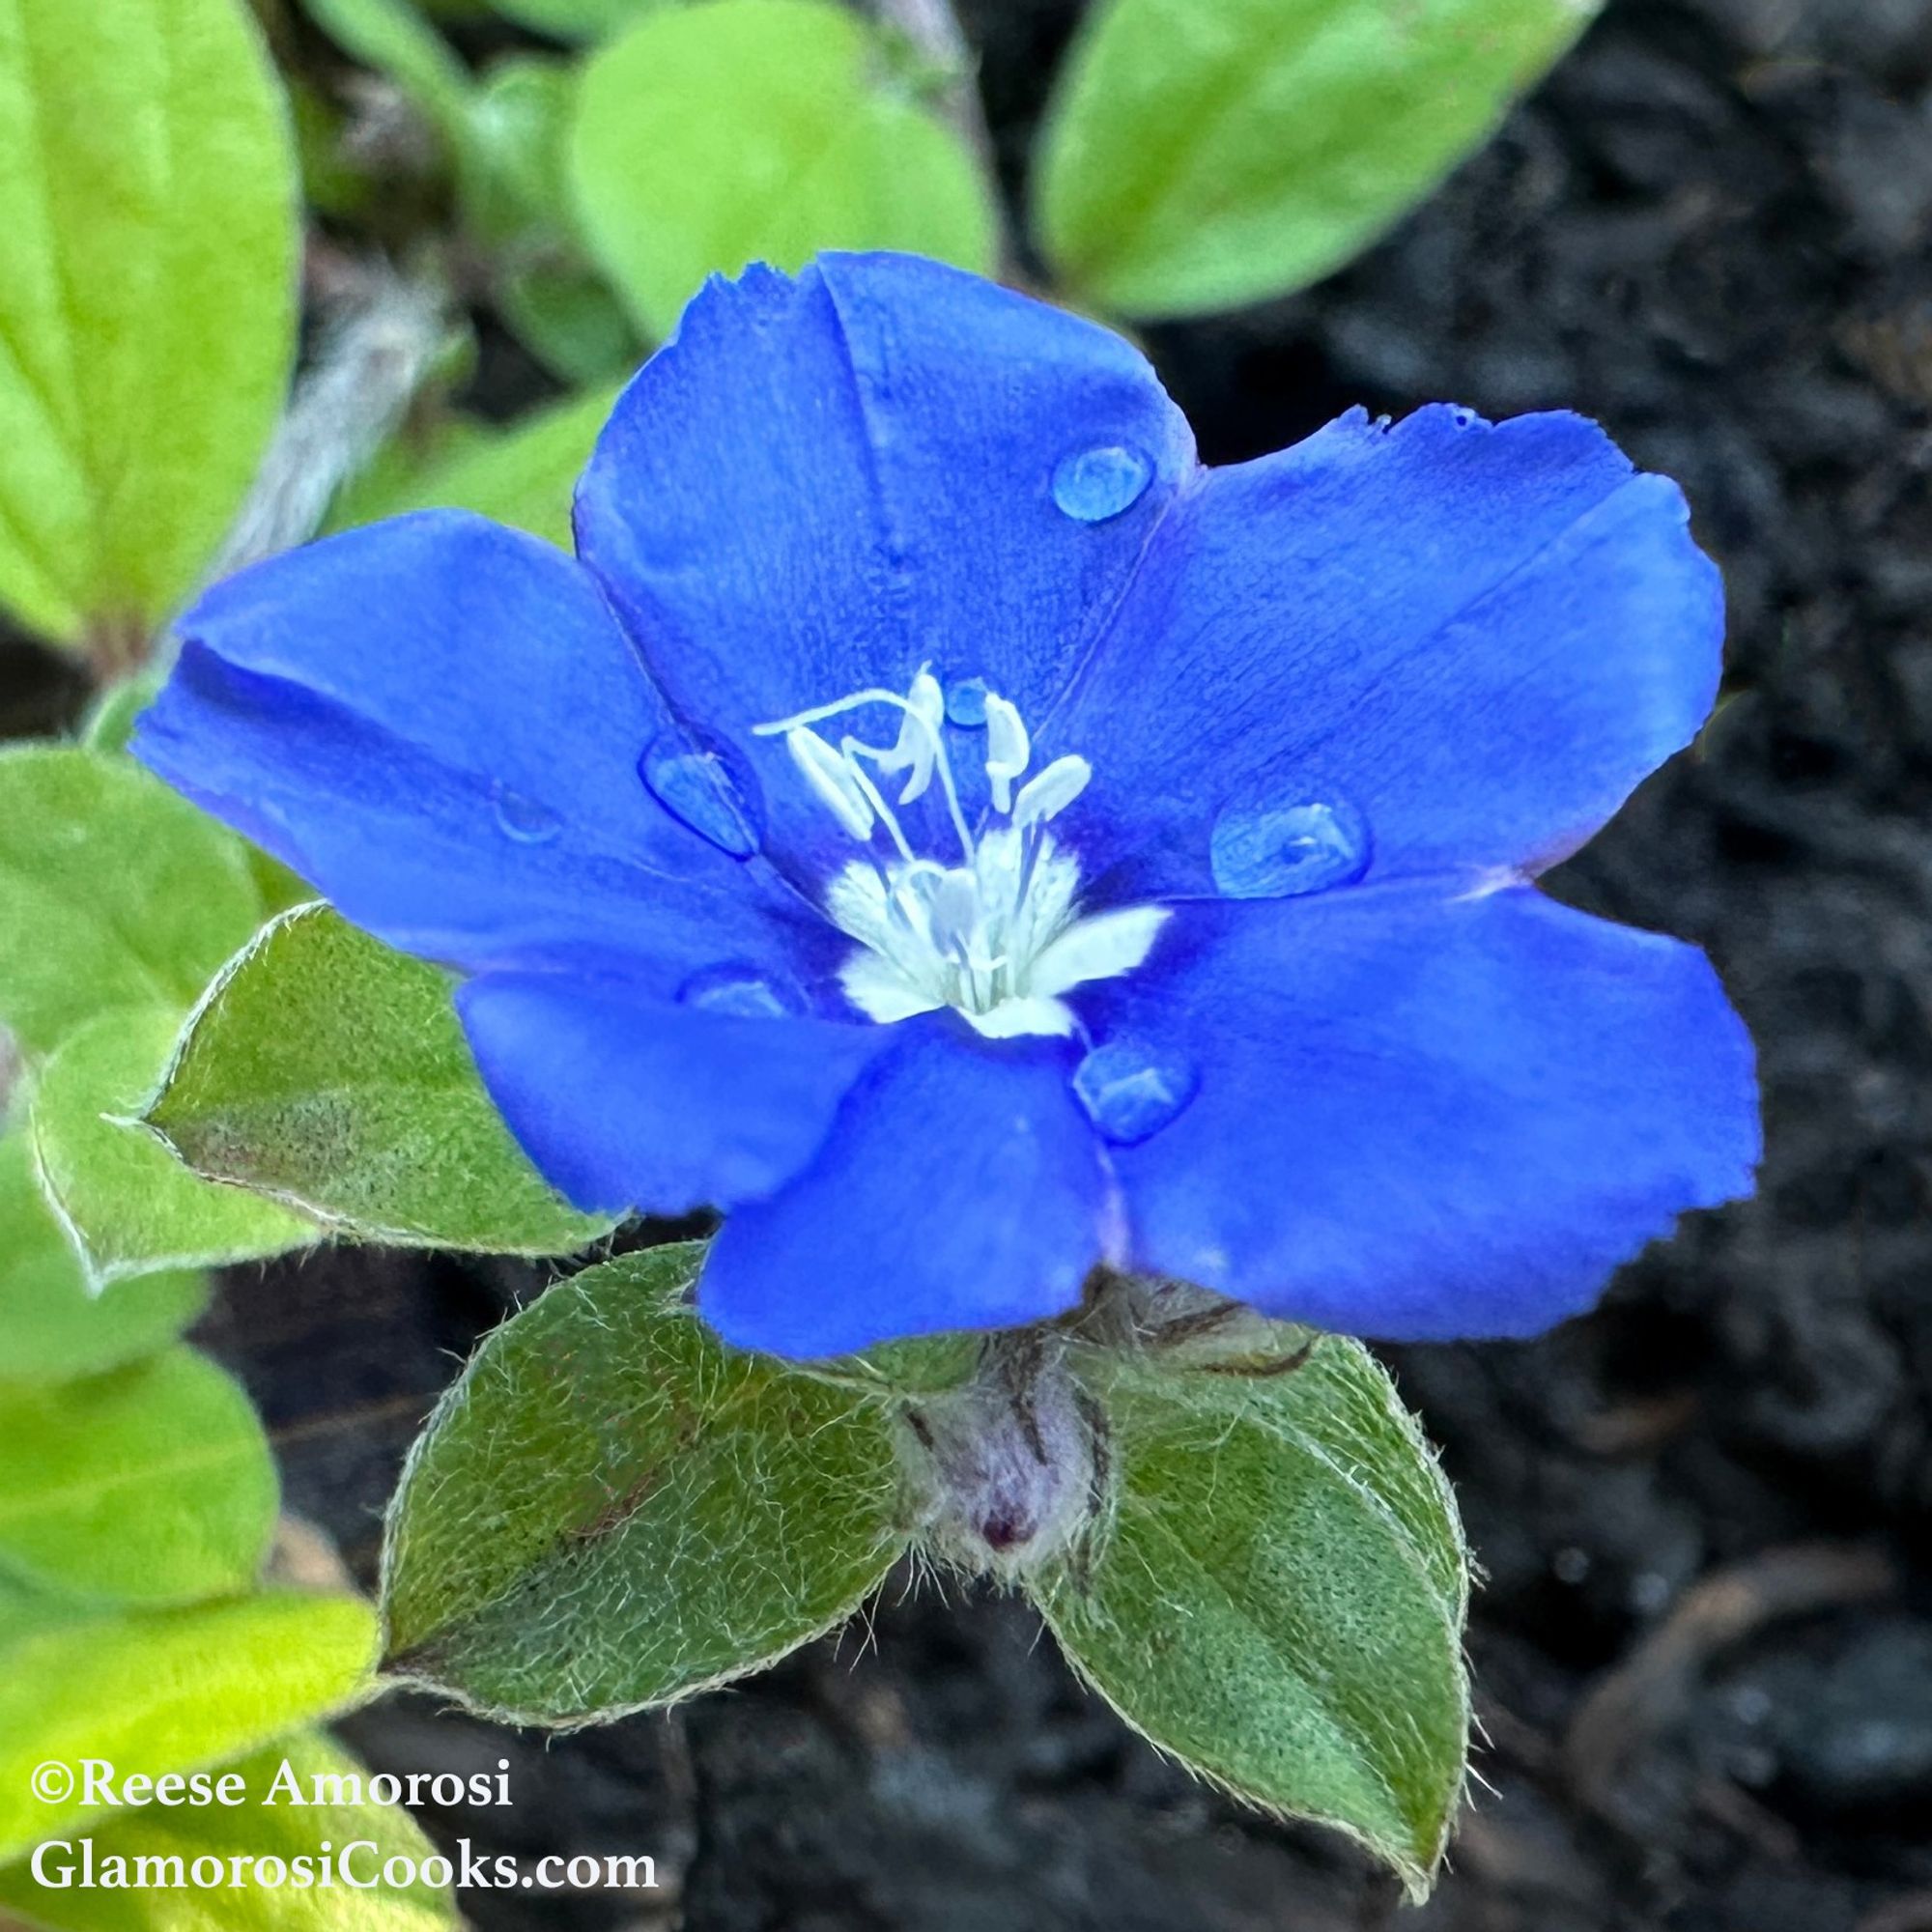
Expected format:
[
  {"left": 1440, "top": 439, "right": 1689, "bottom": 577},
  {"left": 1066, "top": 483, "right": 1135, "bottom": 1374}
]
[
  {"left": 383, "top": 1243, "right": 908, "bottom": 1722},
  {"left": 148, "top": 905, "right": 611, "bottom": 1254},
  {"left": 30, "top": 1008, "right": 316, "bottom": 1290},
  {"left": 1034, "top": 1335, "right": 1469, "bottom": 1897}
]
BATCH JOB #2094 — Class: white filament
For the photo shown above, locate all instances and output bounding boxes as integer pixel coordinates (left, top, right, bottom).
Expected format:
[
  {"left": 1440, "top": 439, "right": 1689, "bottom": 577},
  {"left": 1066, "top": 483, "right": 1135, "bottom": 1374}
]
[{"left": 757, "top": 670, "right": 1162, "bottom": 1037}]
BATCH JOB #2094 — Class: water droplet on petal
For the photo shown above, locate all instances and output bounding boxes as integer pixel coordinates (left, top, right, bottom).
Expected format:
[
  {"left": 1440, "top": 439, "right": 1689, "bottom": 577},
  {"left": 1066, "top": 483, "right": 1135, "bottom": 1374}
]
[
  {"left": 1209, "top": 799, "right": 1372, "bottom": 899},
  {"left": 1051, "top": 443, "right": 1153, "bottom": 524},
  {"left": 1450, "top": 405, "right": 1479, "bottom": 431},
  {"left": 945, "top": 676, "right": 989, "bottom": 728},
  {"left": 491, "top": 781, "right": 561, "bottom": 844},
  {"left": 677, "top": 962, "right": 797, "bottom": 1020},
  {"left": 1073, "top": 1037, "right": 1198, "bottom": 1147},
  {"left": 640, "top": 736, "right": 759, "bottom": 858}
]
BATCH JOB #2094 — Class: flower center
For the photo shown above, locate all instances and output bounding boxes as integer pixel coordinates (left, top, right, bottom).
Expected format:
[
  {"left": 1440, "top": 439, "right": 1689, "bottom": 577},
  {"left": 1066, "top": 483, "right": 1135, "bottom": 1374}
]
[{"left": 753, "top": 671, "right": 1166, "bottom": 1037}]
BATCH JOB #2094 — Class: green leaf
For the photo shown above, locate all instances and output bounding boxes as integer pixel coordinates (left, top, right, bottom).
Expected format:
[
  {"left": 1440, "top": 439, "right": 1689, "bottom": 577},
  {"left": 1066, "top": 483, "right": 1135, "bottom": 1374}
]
[
  {"left": 0, "top": 1584, "right": 379, "bottom": 1861},
  {"left": 0, "top": 749, "right": 264, "bottom": 1058},
  {"left": 331, "top": 384, "right": 619, "bottom": 550},
  {"left": 0, "top": 1732, "right": 459, "bottom": 1930},
  {"left": 0, "top": 0, "right": 298, "bottom": 645},
  {"left": 1034, "top": 0, "right": 1598, "bottom": 319},
  {"left": 383, "top": 1243, "right": 908, "bottom": 1723},
  {"left": 146, "top": 905, "right": 611, "bottom": 1255},
  {"left": 1033, "top": 1336, "right": 1469, "bottom": 1898},
  {"left": 300, "top": 0, "right": 473, "bottom": 149},
  {"left": 497, "top": 264, "right": 639, "bottom": 384},
  {"left": 0, "top": 1347, "right": 276, "bottom": 1605},
  {"left": 0, "top": 1128, "right": 206, "bottom": 1384},
  {"left": 460, "top": 54, "right": 576, "bottom": 244},
  {"left": 489, "top": 0, "right": 664, "bottom": 41},
  {"left": 30, "top": 1008, "right": 316, "bottom": 1290},
  {"left": 568, "top": 0, "right": 997, "bottom": 341}
]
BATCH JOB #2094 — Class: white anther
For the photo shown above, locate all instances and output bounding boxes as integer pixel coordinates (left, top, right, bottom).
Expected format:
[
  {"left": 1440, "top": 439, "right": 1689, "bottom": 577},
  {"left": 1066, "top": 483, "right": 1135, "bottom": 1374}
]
[
  {"left": 785, "top": 727, "right": 875, "bottom": 841},
  {"left": 1011, "top": 754, "right": 1091, "bottom": 830},
  {"left": 982, "top": 693, "right": 1031, "bottom": 814},
  {"left": 874, "top": 668, "right": 946, "bottom": 805}
]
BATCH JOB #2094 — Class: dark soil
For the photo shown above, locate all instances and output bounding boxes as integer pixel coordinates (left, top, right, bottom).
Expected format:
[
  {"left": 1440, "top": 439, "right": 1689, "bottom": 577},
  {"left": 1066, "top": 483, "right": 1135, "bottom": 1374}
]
[{"left": 115, "top": 0, "right": 1932, "bottom": 1925}]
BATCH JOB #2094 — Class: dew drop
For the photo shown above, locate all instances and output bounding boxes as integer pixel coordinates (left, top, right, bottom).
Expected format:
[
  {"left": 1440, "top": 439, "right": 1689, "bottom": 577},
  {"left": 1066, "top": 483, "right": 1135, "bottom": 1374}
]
[
  {"left": 640, "top": 736, "right": 759, "bottom": 859},
  {"left": 491, "top": 781, "right": 561, "bottom": 845},
  {"left": 945, "top": 676, "right": 989, "bottom": 728},
  {"left": 1051, "top": 443, "right": 1153, "bottom": 524},
  {"left": 677, "top": 962, "right": 797, "bottom": 1020},
  {"left": 1072, "top": 1037, "right": 1198, "bottom": 1147},
  {"left": 1209, "top": 799, "right": 1372, "bottom": 899},
  {"left": 1449, "top": 405, "right": 1480, "bottom": 431}
]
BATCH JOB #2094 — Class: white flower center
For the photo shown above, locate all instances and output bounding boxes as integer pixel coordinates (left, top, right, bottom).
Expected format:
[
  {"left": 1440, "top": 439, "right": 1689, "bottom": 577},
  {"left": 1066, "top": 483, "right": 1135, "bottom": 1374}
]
[{"left": 753, "top": 670, "right": 1166, "bottom": 1038}]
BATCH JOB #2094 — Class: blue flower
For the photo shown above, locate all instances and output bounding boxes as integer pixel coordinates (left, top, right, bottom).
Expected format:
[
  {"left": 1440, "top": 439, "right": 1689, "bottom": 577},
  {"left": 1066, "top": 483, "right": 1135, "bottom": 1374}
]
[{"left": 133, "top": 252, "right": 1759, "bottom": 1359}]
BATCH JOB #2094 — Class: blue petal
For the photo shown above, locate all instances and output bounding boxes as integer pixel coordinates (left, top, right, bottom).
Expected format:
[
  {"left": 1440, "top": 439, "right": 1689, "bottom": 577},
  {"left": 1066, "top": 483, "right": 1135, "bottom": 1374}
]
[
  {"left": 1083, "top": 884, "right": 1759, "bottom": 1340},
  {"left": 1042, "top": 407, "right": 1725, "bottom": 900},
  {"left": 698, "top": 1016, "right": 1110, "bottom": 1357},
  {"left": 457, "top": 972, "right": 891, "bottom": 1215},
  {"left": 573, "top": 253, "right": 1195, "bottom": 879},
  {"left": 134, "top": 511, "right": 820, "bottom": 989}
]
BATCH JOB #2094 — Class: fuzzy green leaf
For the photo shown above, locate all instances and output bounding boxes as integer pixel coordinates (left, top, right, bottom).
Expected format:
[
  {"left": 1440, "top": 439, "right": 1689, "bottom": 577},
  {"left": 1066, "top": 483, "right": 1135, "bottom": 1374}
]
[
  {"left": 0, "top": 1347, "right": 276, "bottom": 1605},
  {"left": 569, "top": 0, "right": 997, "bottom": 341},
  {"left": 0, "top": 0, "right": 298, "bottom": 644},
  {"left": 30, "top": 1008, "right": 316, "bottom": 1290},
  {"left": 1035, "top": 0, "right": 1598, "bottom": 319},
  {"left": 0, "top": 1128, "right": 207, "bottom": 1384},
  {"left": 383, "top": 1243, "right": 908, "bottom": 1723},
  {"left": 0, "top": 749, "right": 264, "bottom": 1058},
  {"left": 147, "top": 905, "right": 611, "bottom": 1255},
  {"left": 0, "top": 1584, "right": 380, "bottom": 1861},
  {"left": 1034, "top": 1335, "right": 1470, "bottom": 1898},
  {"left": 331, "top": 384, "right": 620, "bottom": 551},
  {"left": 0, "top": 1731, "right": 459, "bottom": 1929}
]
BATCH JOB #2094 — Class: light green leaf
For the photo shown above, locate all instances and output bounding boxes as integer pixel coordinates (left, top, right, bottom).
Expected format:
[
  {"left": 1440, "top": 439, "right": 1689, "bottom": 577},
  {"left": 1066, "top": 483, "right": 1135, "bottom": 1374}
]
[
  {"left": 0, "top": 1347, "right": 276, "bottom": 1605},
  {"left": 0, "top": 1584, "right": 380, "bottom": 1861},
  {"left": 146, "top": 905, "right": 611, "bottom": 1255},
  {"left": 489, "top": 0, "right": 664, "bottom": 40},
  {"left": 300, "top": 0, "right": 473, "bottom": 148},
  {"left": 0, "top": 1128, "right": 206, "bottom": 1384},
  {"left": 0, "top": 1732, "right": 458, "bottom": 1930},
  {"left": 30, "top": 1008, "right": 316, "bottom": 1290},
  {"left": 331, "top": 385, "right": 619, "bottom": 551},
  {"left": 1034, "top": 1336, "right": 1469, "bottom": 1899},
  {"left": 0, "top": 749, "right": 264, "bottom": 1058},
  {"left": 0, "top": 0, "right": 298, "bottom": 645},
  {"left": 1034, "top": 0, "right": 1598, "bottom": 319},
  {"left": 569, "top": 0, "right": 997, "bottom": 341},
  {"left": 383, "top": 1243, "right": 908, "bottom": 1723}
]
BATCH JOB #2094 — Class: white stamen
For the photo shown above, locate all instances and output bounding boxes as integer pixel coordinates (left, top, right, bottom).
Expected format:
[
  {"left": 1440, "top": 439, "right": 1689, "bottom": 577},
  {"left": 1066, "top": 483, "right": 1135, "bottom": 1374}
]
[
  {"left": 982, "top": 693, "right": 1030, "bottom": 813},
  {"left": 874, "top": 668, "right": 946, "bottom": 804},
  {"left": 785, "top": 727, "right": 875, "bottom": 841},
  {"left": 762, "top": 674, "right": 1160, "bottom": 1037},
  {"left": 1011, "top": 754, "right": 1091, "bottom": 830}
]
